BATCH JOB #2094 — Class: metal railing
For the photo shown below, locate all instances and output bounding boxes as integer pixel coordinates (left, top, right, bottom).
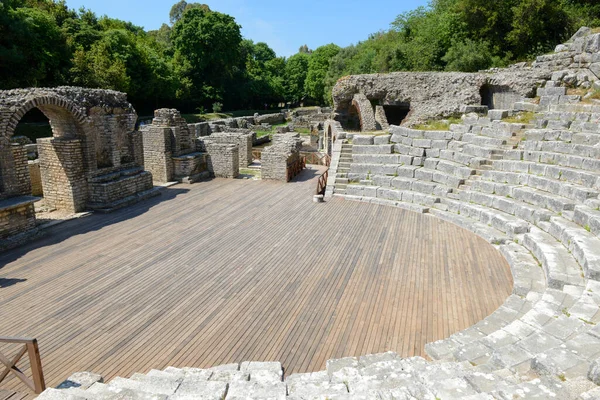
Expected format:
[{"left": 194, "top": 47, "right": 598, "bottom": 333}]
[{"left": 0, "top": 337, "right": 45, "bottom": 394}]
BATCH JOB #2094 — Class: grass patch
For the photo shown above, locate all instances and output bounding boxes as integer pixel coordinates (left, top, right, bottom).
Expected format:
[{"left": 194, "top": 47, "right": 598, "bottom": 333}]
[
  {"left": 588, "top": 89, "right": 600, "bottom": 101},
  {"left": 414, "top": 117, "right": 461, "bottom": 131},
  {"left": 502, "top": 111, "right": 536, "bottom": 124},
  {"left": 295, "top": 127, "right": 311, "bottom": 136}
]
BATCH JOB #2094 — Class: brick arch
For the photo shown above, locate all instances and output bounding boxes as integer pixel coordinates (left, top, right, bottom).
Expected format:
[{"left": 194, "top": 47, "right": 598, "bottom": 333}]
[
  {"left": 351, "top": 93, "right": 377, "bottom": 132},
  {"left": 3, "top": 95, "right": 89, "bottom": 139}
]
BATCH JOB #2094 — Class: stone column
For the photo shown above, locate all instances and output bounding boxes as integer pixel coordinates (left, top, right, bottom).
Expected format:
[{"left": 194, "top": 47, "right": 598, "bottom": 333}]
[
  {"left": 142, "top": 126, "right": 173, "bottom": 183},
  {"left": 37, "top": 137, "right": 87, "bottom": 213}
]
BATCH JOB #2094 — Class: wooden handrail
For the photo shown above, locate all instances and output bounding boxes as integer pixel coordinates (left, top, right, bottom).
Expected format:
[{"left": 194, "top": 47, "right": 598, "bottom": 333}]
[
  {"left": 315, "top": 154, "right": 331, "bottom": 195},
  {"left": 252, "top": 150, "right": 262, "bottom": 160},
  {"left": 302, "top": 152, "right": 331, "bottom": 167},
  {"left": 287, "top": 156, "right": 306, "bottom": 182},
  {"left": 0, "top": 337, "right": 45, "bottom": 394}
]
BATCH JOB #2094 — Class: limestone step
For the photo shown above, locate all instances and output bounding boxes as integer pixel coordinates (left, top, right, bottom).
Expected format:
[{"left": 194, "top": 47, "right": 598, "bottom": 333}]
[
  {"left": 523, "top": 227, "right": 585, "bottom": 289},
  {"left": 458, "top": 186, "right": 553, "bottom": 225},
  {"left": 443, "top": 197, "right": 530, "bottom": 237},
  {"left": 428, "top": 208, "right": 509, "bottom": 244},
  {"left": 370, "top": 174, "right": 453, "bottom": 196},
  {"left": 414, "top": 168, "right": 466, "bottom": 188},
  {"left": 334, "top": 194, "right": 430, "bottom": 214},
  {"left": 548, "top": 216, "right": 600, "bottom": 281},
  {"left": 351, "top": 144, "right": 394, "bottom": 154},
  {"left": 490, "top": 160, "right": 600, "bottom": 189},
  {"left": 524, "top": 140, "right": 600, "bottom": 159},
  {"left": 523, "top": 150, "right": 600, "bottom": 174},
  {"left": 345, "top": 184, "right": 440, "bottom": 207},
  {"left": 463, "top": 133, "right": 507, "bottom": 148},
  {"left": 87, "top": 166, "right": 145, "bottom": 183}
]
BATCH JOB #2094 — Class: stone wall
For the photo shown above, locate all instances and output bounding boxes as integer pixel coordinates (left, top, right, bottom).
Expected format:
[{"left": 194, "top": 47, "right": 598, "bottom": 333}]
[
  {"left": 206, "top": 143, "right": 239, "bottom": 178},
  {"left": 332, "top": 70, "right": 550, "bottom": 128},
  {"left": 261, "top": 133, "right": 303, "bottom": 181},
  {"left": 142, "top": 108, "right": 207, "bottom": 183},
  {"left": 374, "top": 105, "right": 390, "bottom": 130},
  {"left": 352, "top": 93, "right": 377, "bottom": 131},
  {"left": 37, "top": 137, "right": 87, "bottom": 213},
  {"left": 28, "top": 159, "right": 42, "bottom": 196},
  {"left": 0, "top": 197, "right": 36, "bottom": 240},
  {"left": 198, "top": 132, "right": 253, "bottom": 167},
  {"left": 532, "top": 27, "right": 600, "bottom": 88}
]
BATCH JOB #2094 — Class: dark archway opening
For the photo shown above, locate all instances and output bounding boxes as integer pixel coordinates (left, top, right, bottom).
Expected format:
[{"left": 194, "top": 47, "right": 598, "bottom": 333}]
[
  {"left": 480, "top": 84, "right": 521, "bottom": 110},
  {"left": 13, "top": 108, "right": 52, "bottom": 145},
  {"left": 383, "top": 104, "right": 411, "bottom": 126},
  {"left": 480, "top": 84, "right": 494, "bottom": 109},
  {"left": 13, "top": 108, "right": 52, "bottom": 198},
  {"left": 342, "top": 104, "right": 361, "bottom": 132}
]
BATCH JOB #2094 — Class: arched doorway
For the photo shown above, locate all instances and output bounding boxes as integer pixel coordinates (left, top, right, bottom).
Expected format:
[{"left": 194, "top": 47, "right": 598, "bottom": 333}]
[{"left": 4, "top": 97, "right": 89, "bottom": 213}]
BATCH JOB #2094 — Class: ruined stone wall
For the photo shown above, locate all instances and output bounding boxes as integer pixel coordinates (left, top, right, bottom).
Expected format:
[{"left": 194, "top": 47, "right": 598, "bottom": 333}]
[
  {"left": 531, "top": 28, "right": 600, "bottom": 88},
  {"left": 87, "top": 171, "right": 153, "bottom": 207},
  {"left": 261, "top": 133, "right": 303, "bottom": 181},
  {"left": 0, "top": 142, "right": 31, "bottom": 200},
  {"left": 142, "top": 108, "right": 209, "bottom": 184},
  {"left": 375, "top": 105, "right": 390, "bottom": 130},
  {"left": 37, "top": 137, "right": 87, "bottom": 213},
  {"left": 352, "top": 93, "right": 377, "bottom": 131},
  {"left": 28, "top": 160, "right": 42, "bottom": 196},
  {"left": 197, "top": 132, "right": 253, "bottom": 167},
  {"left": 206, "top": 143, "right": 239, "bottom": 178},
  {"left": 332, "top": 70, "right": 549, "bottom": 127},
  {"left": 0, "top": 198, "right": 36, "bottom": 240},
  {"left": 142, "top": 126, "right": 172, "bottom": 183}
]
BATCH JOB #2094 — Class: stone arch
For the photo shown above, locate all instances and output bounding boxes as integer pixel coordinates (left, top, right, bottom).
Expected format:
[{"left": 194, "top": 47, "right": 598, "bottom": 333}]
[
  {"left": 350, "top": 93, "right": 377, "bottom": 132},
  {"left": 3, "top": 95, "right": 88, "bottom": 140}
]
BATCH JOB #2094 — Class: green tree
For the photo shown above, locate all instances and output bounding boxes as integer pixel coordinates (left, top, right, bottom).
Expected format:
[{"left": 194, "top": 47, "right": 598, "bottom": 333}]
[
  {"left": 171, "top": 7, "right": 242, "bottom": 107},
  {"left": 442, "top": 39, "right": 498, "bottom": 71},
  {"left": 284, "top": 52, "right": 310, "bottom": 105},
  {"left": 304, "top": 43, "right": 340, "bottom": 103},
  {"left": 0, "top": 6, "right": 71, "bottom": 88}
]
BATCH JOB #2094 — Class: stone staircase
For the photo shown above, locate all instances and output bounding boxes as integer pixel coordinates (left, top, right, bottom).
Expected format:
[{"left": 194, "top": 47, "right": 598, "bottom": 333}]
[
  {"left": 36, "top": 354, "right": 600, "bottom": 400},
  {"left": 333, "top": 142, "right": 353, "bottom": 194}
]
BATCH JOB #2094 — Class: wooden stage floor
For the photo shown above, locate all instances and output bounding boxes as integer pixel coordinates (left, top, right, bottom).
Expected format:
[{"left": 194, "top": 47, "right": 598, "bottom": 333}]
[{"left": 0, "top": 166, "right": 512, "bottom": 390}]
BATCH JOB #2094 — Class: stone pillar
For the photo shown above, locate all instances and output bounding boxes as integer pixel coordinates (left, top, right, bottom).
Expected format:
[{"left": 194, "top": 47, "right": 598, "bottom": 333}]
[
  {"left": 352, "top": 93, "right": 377, "bottom": 131},
  {"left": 142, "top": 126, "right": 173, "bottom": 183},
  {"left": 28, "top": 160, "right": 43, "bottom": 196},
  {"left": 375, "top": 105, "right": 390, "bottom": 130},
  {"left": 206, "top": 143, "right": 239, "bottom": 178},
  {"left": 38, "top": 137, "right": 87, "bottom": 213}
]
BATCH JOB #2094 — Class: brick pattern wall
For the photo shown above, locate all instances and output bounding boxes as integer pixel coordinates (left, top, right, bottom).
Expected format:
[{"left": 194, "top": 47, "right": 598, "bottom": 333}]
[
  {"left": 261, "top": 133, "right": 303, "bottom": 181},
  {"left": 37, "top": 137, "right": 87, "bottom": 213},
  {"left": 28, "top": 160, "right": 43, "bottom": 196},
  {"left": 0, "top": 200, "right": 36, "bottom": 240},
  {"left": 206, "top": 144, "right": 239, "bottom": 178}
]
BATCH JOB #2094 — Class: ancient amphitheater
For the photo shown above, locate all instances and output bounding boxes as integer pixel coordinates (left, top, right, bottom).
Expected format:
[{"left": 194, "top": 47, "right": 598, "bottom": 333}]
[{"left": 3, "top": 27, "right": 600, "bottom": 400}]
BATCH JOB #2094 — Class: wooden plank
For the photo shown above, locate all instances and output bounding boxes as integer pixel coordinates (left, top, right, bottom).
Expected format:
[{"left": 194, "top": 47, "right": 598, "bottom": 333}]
[{"left": 0, "top": 166, "right": 513, "bottom": 388}]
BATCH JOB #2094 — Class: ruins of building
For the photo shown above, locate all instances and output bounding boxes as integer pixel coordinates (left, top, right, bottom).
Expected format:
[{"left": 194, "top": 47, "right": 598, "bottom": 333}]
[
  {"left": 332, "top": 70, "right": 550, "bottom": 130},
  {"left": 142, "top": 109, "right": 208, "bottom": 184},
  {"left": 0, "top": 87, "right": 156, "bottom": 246},
  {"left": 261, "top": 132, "right": 304, "bottom": 181}
]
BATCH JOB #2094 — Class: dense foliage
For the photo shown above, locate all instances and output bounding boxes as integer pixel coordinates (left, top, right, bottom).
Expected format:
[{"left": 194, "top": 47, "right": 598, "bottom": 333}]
[{"left": 1, "top": 0, "right": 599, "bottom": 112}]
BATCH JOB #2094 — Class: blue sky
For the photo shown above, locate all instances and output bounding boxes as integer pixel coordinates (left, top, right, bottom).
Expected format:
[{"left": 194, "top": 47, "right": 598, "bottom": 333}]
[{"left": 64, "top": 0, "right": 430, "bottom": 57}]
